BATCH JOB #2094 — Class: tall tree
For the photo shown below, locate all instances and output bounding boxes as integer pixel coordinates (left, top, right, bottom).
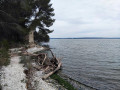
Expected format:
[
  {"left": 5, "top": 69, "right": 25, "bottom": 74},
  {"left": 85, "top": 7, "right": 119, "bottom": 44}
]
[
  {"left": 0, "top": 0, "right": 55, "bottom": 44},
  {"left": 0, "top": 0, "right": 30, "bottom": 42},
  {"left": 28, "top": 0, "right": 55, "bottom": 42}
]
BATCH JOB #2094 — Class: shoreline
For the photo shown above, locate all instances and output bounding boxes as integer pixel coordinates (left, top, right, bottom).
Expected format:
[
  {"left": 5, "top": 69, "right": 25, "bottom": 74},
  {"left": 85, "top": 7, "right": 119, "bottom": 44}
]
[
  {"left": 0, "top": 46, "right": 98, "bottom": 90},
  {"left": 0, "top": 46, "right": 66, "bottom": 90},
  {"left": 0, "top": 46, "right": 99, "bottom": 90}
]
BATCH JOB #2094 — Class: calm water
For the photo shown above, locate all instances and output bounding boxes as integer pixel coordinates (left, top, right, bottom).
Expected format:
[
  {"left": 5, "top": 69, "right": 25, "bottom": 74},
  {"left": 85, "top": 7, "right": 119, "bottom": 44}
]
[{"left": 49, "top": 39, "right": 120, "bottom": 90}]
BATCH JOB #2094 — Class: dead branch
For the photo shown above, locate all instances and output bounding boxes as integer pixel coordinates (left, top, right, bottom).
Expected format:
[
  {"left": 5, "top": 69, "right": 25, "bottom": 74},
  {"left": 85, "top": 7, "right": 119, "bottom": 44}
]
[
  {"left": 25, "top": 48, "right": 62, "bottom": 80},
  {"left": 23, "top": 51, "right": 39, "bottom": 56},
  {"left": 49, "top": 49, "right": 55, "bottom": 58},
  {"left": 42, "top": 54, "right": 47, "bottom": 65},
  {"left": 42, "top": 59, "right": 62, "bottom": 80}
]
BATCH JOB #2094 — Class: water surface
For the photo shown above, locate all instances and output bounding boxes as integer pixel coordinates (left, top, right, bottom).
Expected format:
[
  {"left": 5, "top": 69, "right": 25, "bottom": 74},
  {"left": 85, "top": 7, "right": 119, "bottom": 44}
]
[{"left": 49, "top": 39, "right": 120, "bottom": 90}]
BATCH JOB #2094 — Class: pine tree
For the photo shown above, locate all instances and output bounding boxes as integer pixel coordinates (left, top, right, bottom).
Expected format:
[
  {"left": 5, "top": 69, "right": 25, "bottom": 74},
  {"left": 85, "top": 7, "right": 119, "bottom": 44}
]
[
  {"left": 0, "top": 0, "right": 30, "bottom": 42},
  {"left": 0, "top": 0, "right": 55, "bottom": 44},
  {"left": 28, "top": 0, "right": 55, "bottom": 42}
]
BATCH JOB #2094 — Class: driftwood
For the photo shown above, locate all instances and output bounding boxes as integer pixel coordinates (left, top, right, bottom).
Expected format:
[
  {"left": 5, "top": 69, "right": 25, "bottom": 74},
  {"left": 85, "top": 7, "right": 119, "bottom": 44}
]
[
  {"left": 41, "top": 50, "right": 62, "bottom": 79},
  {"left": 33, "top": 65, "right": 42, "bottom": 70},
  {"left": 24, "top": 48, "right": 62, "bottom": 79},
  {"left": 44, "top": 66, "right": 50, "bottom": 72},
  {"left": 42, "top": 54, "right": 47, "bottom": 65},
  {"left": 23, "top": 51, "right": 39, "bottom": 56},
  {"left": 50, "top": 49, "right": 55, "bottom": 58},
  {"left": 42, "top": 61, "right": 62, "bottom": 79},
  {"left": 22, "top": 47, "right": 62, "bottom": 90}
]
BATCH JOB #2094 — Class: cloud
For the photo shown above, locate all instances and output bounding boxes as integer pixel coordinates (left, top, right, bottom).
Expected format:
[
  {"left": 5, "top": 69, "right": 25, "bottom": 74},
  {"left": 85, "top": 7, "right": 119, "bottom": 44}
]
[{"left": 50, "top": 0, "right": 120, "bottom": 38}]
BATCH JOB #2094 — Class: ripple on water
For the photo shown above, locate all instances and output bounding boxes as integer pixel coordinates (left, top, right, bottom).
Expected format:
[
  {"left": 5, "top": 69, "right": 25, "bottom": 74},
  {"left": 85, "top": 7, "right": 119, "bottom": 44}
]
[{"left": 49, "top": 39, "right": 120, "bottom": 90}]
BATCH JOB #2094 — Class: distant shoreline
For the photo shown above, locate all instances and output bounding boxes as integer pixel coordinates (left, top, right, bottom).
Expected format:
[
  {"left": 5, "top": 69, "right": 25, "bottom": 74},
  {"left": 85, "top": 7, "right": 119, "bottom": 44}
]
[{"left": 50, "top": 37, "right": 120, "bottom": 39}]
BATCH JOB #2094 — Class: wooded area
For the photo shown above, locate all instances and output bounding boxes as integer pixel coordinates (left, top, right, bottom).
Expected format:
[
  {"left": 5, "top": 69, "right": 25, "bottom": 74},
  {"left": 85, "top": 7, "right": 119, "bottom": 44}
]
[
  {"left": 0, "top": 0, "right": 55, "bottom": 67},
  {"left": 0, "top": 0, "right": 55, "bottom": 47}
]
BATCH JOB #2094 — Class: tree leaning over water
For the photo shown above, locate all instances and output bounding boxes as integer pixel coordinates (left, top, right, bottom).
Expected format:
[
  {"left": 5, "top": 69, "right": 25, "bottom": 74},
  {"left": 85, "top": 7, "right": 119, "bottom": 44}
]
[
  {"left": 0, "top": 0, "right": 55, "bottom": 45},
  {"left": 28, "top": 0, "right": 55, "bottom": 42}
]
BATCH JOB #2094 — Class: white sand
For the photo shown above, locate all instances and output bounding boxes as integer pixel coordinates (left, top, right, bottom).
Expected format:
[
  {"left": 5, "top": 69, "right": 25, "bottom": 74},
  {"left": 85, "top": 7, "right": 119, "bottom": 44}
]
[
  {"left": 0, "top": 47, "right": 57, "bottom": 90},
  {"left": 28, "top": 47, "right": 57, "bottom": 90},
  {"left": 1, "top": 56, "right": 27, "bottom": 90},
  {"left": 27, "top": 46, "right": 44, "bottom": 54},
  {"left": 32, "top": 71, "right": 57, "bottom": 90}
]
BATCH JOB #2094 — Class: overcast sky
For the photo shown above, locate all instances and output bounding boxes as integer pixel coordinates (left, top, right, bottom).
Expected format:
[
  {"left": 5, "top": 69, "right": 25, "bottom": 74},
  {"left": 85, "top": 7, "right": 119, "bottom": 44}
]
[{"left": 50, "top": 0, "right": 120, "bottom": 38}]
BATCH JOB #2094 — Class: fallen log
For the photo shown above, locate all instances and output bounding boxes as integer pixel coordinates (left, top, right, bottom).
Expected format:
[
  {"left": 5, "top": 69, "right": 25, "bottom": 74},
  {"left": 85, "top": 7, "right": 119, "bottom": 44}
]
[
  {"left": 23, "top": 51, "right": 39, "bottom": 56},
  {"left": 24, "top": 47, "right": 62, "bottom": 79},
  {"left": 42, "top": 60, "right": 62, "bottom": 80}
]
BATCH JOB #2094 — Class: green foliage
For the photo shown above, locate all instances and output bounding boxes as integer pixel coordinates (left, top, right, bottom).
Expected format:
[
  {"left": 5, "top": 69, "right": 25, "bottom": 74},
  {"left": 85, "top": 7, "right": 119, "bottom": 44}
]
[
  {"left": 0, "top": 48, "right": 10, "bottom": 66},
  {"left": 0, "top": 0, "right": 55, "bottom": 44},
  {"left": 0, "top": 0, "right": 27, "bottom": 43},
  {"left": 50, "top": 73, "right": 77, "bottom": 90},
  {"left": 0, "top": 39, "right": 9, "bottom": 50},
  {"left": 34, "top": 31, "right": 50, "bottom": 42},
  {"left": 0, "top": 40, "right": 10, "bottom": 66},
  {"left": 27, "top": 0, "right": 55, "bottom": 42}
]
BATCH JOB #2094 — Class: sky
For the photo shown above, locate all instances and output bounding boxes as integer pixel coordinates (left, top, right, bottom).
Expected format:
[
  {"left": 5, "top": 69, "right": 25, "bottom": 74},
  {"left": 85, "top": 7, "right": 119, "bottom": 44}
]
[{"left": 49, "top": 0, "right": 120, "bottom": 38}]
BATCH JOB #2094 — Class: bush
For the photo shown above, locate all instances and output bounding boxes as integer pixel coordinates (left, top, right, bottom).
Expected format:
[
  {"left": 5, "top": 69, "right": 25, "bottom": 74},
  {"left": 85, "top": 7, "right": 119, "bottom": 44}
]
[
  {"left": 0, "top": 48, "right": 10, "bottom": 66},
  {"left": 0, "top": 39, "right": 9, "bottom": 50}
]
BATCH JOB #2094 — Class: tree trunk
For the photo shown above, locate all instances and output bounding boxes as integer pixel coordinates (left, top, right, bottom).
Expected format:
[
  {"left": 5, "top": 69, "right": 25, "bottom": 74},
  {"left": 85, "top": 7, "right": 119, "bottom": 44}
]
[{"left": 29, "top": 30, "right": 35, "bottom": 47}]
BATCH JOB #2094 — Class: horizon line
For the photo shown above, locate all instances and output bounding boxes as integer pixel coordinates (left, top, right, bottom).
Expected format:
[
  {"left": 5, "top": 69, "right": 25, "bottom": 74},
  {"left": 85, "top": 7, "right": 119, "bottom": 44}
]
[{"left": 50, "top": 37, "right": 120, "bottom": 39}]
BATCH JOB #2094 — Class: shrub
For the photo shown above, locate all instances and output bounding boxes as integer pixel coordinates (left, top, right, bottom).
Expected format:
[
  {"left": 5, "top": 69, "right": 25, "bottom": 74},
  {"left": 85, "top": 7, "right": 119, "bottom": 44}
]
[
  {"left": 0, "top": 39, "right": 9, "bottom": 50},
  {"left": 0, "top": 48, "right": 10, "bottom": 66}
]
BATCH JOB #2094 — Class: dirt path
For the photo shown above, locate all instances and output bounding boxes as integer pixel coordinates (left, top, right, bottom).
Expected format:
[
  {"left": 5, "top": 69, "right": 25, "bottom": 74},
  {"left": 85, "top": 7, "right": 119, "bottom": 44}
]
[
  {"left": 0, "top": 47, "right": 57, "bottom": 90},
  {"left": 1, "top": 56, "right": 27, "bottom": 90}
]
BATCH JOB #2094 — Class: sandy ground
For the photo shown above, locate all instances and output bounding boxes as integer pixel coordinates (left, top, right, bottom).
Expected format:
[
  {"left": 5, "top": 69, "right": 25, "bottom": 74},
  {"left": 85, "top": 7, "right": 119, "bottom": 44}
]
[
  {"left": 27, "top": 46, "right": 44, "bottom": 54},
  {"left": 0, "top": 47, "right": 57, "bottom": 90},
  {"left": 0, "top": 56, "right": 27, "bottom": 90},
  {"left": 32, "top": 71, "right": 57, "bottom": 90},
  {"left": 27, "top": 47, "right": 57, "bottom": 90}
]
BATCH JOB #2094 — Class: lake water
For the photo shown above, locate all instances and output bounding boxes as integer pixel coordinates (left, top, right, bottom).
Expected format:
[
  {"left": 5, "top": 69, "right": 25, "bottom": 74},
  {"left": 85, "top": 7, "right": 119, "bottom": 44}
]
[{"left": 48, "top": 39, "right": 120, "bottom": 90}]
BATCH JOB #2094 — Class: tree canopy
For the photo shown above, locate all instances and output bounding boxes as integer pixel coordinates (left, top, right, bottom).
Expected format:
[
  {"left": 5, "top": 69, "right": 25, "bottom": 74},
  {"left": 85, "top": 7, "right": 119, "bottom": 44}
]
[{"left": 0, "top": 0, "right": 55, "bottom": 45}]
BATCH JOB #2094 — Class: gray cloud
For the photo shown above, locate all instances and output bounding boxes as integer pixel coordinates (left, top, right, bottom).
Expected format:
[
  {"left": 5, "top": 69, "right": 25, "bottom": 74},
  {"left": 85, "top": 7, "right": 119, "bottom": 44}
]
[{"left": 50, "top": 0, "right": 120, "bottom": 38}]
